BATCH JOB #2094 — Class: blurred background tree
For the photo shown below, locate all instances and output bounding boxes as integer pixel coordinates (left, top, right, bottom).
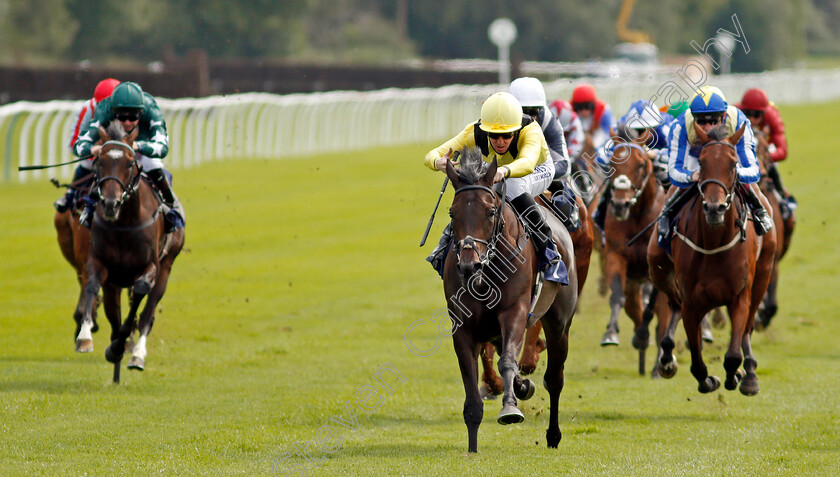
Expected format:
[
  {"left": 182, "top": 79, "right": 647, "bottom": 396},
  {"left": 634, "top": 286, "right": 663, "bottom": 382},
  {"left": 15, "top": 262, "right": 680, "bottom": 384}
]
[{"left": 1, "top": 0, "right": 836, "bottom": 72}]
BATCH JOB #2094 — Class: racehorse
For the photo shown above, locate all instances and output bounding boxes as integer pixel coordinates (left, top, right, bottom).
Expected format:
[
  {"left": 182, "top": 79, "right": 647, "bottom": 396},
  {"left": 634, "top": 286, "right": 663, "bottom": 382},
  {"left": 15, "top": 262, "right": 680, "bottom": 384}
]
[
  {"left": 441, "top": 147, "right": 577, "bottom": 452},
  {"left": 54, "top": 173, "right": 99, "bottom": 341},
  {"left": 648, "top": 123, "right": 776, "bottom": 395},
  {"left": 754, "top": 128, "right": 795, "bottom": 328},
  {"left": 75, "top": 123, "right": 184, "bottom": 381},
  {"left": 598, "top": 127, "right": 671, "bottom": 376}
]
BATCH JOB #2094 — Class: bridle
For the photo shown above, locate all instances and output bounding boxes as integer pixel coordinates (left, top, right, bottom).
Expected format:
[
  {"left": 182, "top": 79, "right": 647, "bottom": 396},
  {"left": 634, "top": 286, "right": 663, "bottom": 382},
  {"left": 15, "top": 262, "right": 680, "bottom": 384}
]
[
  {"left": 91, "top": 140, "right": 140, "bottom": 207},
  {"left": 452, "top": 184, "right": 506, "bottom": 268},
  {"left": 610, "top": 142, "right": 652, "bottom": 208},
  {"left": 697, "top": 140, "right": 738, "bottom": 211}
]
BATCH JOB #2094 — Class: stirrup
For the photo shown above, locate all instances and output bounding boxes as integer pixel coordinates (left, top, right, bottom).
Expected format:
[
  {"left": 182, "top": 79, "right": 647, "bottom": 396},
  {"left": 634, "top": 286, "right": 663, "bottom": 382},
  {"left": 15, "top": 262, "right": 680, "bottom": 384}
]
[
  {"left": 751, "top": 210, "right": 773, "bottom": 236},
  {"left": 657, "top": 215, "right": 672, "bottom": 246}
]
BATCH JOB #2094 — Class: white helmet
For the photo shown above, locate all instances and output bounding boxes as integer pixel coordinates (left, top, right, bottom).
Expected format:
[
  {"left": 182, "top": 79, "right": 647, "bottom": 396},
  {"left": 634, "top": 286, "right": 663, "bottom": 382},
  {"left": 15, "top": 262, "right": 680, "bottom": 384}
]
[
  {"left": 624, "top": 100, "right": 663, "bottom": 129},
  {"left": 509, "top": 77, "right": 546, "bottom": 108}
]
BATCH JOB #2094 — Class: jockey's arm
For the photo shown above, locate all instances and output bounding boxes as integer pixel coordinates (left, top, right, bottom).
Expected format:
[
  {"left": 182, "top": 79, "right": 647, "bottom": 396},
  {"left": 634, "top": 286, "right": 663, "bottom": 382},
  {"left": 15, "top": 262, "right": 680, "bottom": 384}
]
[
  {"left": 542, "top": 116, "right": 570, "bottom": 178},
  {"left": 765, "top": 107, "right": 788, "bottom": 162},
  {"left": 73, "top": 120, "right": 103, "bottom": 159},
  {"left": 424, "top": 123, "right": 472, "bottom": 171},
  {"left": 134, "top": 102, "right": 169, "bottom": 159},
  {"left": 667, "top": 121, "right": 696, "bottom": 188},
  {"left": 566, "top": 119, "right": 584, "bottom": 159},
  {"left": 504, "top": 122, "right": 545, "bottom": 178},
  {"left": 734, "top": 120, "right": 761, "bottom": 184}
]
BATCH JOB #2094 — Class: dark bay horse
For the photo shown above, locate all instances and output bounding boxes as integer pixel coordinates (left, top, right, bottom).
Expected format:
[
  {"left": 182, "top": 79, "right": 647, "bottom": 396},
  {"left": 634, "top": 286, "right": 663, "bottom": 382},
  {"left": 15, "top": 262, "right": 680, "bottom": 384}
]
[
  {"left": 75, "top": 123, "right": 184, "bottom": 380},
  {"left": 599, "top": 129, "right": 671, "bottom": 376},
  {"left": 754, "top": 128, "right": 795, "bottom": 328},
  {"left": 442, "top": 148, "right": 577, "bottom": 452},
  {"left": 648, "top": 123, "right": 776, "bottom": 395}
]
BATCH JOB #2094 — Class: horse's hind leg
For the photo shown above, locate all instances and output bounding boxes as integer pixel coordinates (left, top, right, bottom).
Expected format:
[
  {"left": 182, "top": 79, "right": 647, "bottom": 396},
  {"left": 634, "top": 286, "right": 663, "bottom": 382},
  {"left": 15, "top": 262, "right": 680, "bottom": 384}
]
[
  {"left": 601, "top": 263, "right": 626, "bottom": 346},
  {"left": 540, "top": 304, "right": 571, "bottom": 448}
]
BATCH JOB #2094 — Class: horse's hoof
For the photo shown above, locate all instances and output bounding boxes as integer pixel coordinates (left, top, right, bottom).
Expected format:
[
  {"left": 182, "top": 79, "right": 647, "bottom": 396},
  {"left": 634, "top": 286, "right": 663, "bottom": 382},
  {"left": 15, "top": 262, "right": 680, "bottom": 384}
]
[
  {"left": 75, "top": 339, "right": 94, "bottom": 353},
  {"left": 127, "top": 356, "right": 145, "bottom": 371},
  {"left": 515, "top": 379, "right": 536, "bottom": 401},
  {"left": 725, "top": 369, "right": 745, "bottom": 391},
  {"left": 600, "top": 331, "right": 619, "bottom": 346},
  {"left": 739, "top": 375, "right": 760, "bottom": 396},
  {"left": 698, "top": 376, "right": 721, "bottom": 394},
  {"left": 104, "top": 345, "right": 123, "bottom": 364},
  {"left": 479, "top": 384, "right": 499, "bottom": 401},
  {"left": 659, "top": 355, "right": 678, "bottom": 379},
  {"left": 497, "top": 406, "right": 525, "bottom": 425},
  {"left": 546, "top": 427, "right": 562, "bottom": 448},
  {"left": 701, "top": 328, "right": 714, "bottom": 343}
]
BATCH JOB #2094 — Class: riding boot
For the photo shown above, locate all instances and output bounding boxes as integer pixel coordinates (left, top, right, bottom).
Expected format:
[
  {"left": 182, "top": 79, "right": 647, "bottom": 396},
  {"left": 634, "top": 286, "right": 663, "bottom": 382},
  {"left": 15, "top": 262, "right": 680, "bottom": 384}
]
[
  {"left": 511, "top": 193, "right": 568, "bottom": 284},
  {"left": 550, "top": 188, "right": 581, "bottom": 232},
  {"left": 741, "top": 183, "right": 774, "bottom": 236},
  {"left": 592, "top": 183, "right": 612, "bottom": 232},
  {"left": 146, "top": 168, "right": 185, "bottom": 233},
  {"left": 54, "top": 165, "right": 91, "bottom": 212},
  {"left": 79, "top": 192, "right": 98, "bottom": 229},
  {"left": 767, "top": 163, "right": 797, "bottom": 219},
  {"left": 657, "top": 186, "right": 695, "bottom": 247},
  {"left": 426, "top": 222, "right": 453, "bottom": 278}
]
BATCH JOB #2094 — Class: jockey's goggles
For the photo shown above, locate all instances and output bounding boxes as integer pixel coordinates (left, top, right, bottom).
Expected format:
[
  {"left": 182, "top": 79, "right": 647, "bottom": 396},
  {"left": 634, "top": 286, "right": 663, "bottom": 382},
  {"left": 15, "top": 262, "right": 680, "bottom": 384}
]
[
  {"left": 116, "top": 111, "right": 141, "bottom": 121},
  {"left": 743, "top": 109, "right": 764, "bottom": 118},
  {"left": 522, "top": 106, "right": 543, "bottom": 117},
  {"left": 489, "top": 131, "right": 514, "bottom": 140},
  {"left": 695, "top": 114, "right": 723, "bottom": 126},
  {"left": 572, "top": 101, "right": 595, "bottom": 112}
]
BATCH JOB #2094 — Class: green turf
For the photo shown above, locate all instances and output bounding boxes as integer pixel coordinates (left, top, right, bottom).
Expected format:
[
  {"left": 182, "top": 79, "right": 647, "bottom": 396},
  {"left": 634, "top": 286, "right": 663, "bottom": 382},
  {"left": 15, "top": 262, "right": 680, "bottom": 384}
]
[{"left": 1, "top": 101, "right": 839, "bottom": 476}]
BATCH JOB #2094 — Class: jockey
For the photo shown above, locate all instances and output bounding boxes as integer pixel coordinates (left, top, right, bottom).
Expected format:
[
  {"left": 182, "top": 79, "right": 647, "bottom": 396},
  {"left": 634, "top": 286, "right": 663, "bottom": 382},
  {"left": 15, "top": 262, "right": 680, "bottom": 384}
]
[
  {"left": 570, "top": 83, "right": 617, "bottom": 164},
  {"left": 736, "top": 87, "right": 797, "bottom": 218},
  {"left": 424, "top": 92, "right": 567, "bottom": 284},
  {"left": 54, "top": 78, "right": 120, "bottom": 213},
  {"left": 548, "top": 99, "right": 584, "bottom": 165},
  {"left": 74, "top": 81, "right": 185, "bottom": 233},
  {"left": 656, "top": 86, "right": 774, "bottom": 247},
  {"left": 591, "top": 100, "right": 673, "bottom": 231},
  {"left": 509, "top": 77, "right": 581, "bottom": 231}
]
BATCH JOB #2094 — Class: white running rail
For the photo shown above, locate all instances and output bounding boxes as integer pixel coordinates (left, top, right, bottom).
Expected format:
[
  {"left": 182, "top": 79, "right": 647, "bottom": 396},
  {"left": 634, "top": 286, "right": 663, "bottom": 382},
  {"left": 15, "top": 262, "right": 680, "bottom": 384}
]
[{"left": 3, "top": 68, "right": 840, "bottom": 183}]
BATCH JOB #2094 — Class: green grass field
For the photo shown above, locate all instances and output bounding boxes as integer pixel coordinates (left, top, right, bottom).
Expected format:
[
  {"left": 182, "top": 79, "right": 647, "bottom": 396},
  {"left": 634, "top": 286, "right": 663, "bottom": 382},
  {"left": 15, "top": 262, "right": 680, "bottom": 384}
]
[{"left": 1, "top": 101, "right": 839, "bottom": 476}]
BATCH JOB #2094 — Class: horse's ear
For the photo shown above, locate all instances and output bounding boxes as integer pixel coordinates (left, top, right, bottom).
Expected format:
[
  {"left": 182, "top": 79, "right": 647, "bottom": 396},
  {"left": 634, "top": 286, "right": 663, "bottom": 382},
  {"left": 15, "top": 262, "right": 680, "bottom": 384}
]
[
  {"left": 482, "top": 156, "right": 498, "bottom": 186},
  {"left": 693, "top": 121, "right": 709, "bottom": 143},
  {"left": 444, "top": 157, "right": 460, "bottom": 188},
  {"left": 98, "top": 126, "right": 111, "bottom": 144},
  {"left": 729, "top": 123, "right": 747, "bottom": 145}
]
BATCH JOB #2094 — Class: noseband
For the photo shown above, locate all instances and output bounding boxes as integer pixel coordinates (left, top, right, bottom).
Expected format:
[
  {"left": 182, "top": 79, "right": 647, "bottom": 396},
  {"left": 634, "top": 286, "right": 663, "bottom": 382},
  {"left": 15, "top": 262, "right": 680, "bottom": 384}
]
[
  {"left": 698, "top": 140, "right": 738, "bottom": 211},
  {"left": 452, "top": 184, "right": 505, "bottom": 268},
  {"left": 92, "top": 140, "right": 140, "bottom": 206}
]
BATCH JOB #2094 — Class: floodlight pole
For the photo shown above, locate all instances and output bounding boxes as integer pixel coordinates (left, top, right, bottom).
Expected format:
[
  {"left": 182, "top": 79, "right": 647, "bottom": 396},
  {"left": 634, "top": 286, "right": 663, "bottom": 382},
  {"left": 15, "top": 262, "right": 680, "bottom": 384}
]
[{"left": 488, "top": 18, "right": 517, "bottom": 85}]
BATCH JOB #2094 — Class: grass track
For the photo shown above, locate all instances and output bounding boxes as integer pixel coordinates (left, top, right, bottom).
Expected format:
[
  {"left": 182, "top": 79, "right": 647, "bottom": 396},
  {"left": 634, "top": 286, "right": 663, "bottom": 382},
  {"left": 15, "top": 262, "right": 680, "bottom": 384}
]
[{"left": 1, "top": 101, "right": 839, "bottom": 476}]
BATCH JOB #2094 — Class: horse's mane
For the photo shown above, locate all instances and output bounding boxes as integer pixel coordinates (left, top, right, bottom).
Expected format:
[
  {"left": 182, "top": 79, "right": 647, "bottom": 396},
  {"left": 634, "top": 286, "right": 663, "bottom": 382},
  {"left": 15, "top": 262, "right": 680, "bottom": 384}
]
[
  {"left": 105, "top": 121, "right": 128, "bottom": 141},
  {"left": 706, "top": 125, "right": 729, "bottom": 141},
  {"left": 456, "top": 147, "right": 488, "bottom": 185}
]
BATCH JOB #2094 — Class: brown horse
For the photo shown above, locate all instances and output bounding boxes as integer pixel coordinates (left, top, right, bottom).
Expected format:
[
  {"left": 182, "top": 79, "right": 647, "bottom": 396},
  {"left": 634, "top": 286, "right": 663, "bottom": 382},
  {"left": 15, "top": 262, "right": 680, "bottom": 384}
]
[
  {"left": 480, "top": 185, "right": 593, "bottom": 395},
  {"left": 598, "top": 129, "right": 671, "bottom": 376},
  {"left": 442, "top": 148, "right": 577, "bottom": 452},
  {"left": 54, "top": 173, "right": 99, "bottom": 341},
  {"left": 75, "top": 123, "right": 184, "bottom": 381},
  {"left": 754, "top": 128, "right": 795, "bottom": 328},
  {"left": 648, "top": 123, "right": 776, "bottom": 395}
]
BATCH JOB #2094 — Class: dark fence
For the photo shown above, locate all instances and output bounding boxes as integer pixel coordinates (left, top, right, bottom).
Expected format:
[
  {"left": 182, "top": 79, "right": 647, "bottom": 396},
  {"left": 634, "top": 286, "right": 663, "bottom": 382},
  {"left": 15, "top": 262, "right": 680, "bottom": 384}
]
[{"left": 1, "top": 54, "right": 509, "bottom": 104}]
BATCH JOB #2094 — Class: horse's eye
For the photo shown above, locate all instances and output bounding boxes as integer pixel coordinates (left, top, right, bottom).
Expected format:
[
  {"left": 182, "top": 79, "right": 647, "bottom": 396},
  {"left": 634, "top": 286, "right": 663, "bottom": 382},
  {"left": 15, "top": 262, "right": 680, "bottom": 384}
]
[{"left": 488, "top": 208, "right": 497, "bottom": 218}]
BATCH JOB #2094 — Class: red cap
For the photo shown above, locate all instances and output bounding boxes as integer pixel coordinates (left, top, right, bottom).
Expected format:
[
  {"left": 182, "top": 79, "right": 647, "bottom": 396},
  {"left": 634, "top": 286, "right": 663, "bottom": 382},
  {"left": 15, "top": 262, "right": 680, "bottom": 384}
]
[
  {"left": 740, "top": 88, "right": 769, "bottom": 111},
  {"left": 550, "top": 99, "right": 572, "bottom": 112},
  {"left": 94, "top": 78, "right": 120, "bottom": 103},
  {"left": 571, "top": 84, "right": 597, "bottom": 104}
]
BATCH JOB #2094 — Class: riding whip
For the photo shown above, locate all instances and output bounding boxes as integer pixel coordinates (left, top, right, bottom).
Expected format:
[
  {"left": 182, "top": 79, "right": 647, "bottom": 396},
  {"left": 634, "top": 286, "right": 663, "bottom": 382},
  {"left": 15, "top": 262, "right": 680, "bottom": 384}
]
[
  {"left": 18, "top": 156, "right": 91, "bottom": 171},
  {"left": 419, "top": 151, "right": 459, "bottom": 247}
]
